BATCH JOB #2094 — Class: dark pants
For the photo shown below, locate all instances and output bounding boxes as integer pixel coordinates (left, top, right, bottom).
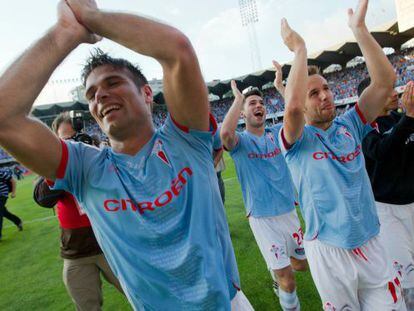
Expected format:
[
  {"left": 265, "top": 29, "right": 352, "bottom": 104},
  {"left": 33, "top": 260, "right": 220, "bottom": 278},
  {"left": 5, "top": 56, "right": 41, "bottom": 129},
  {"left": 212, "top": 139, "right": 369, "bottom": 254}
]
[
  {"left": 217, "top": 172, "right": 225, "bottom": 204},
  {"left": 0, "top": 196, "right": 21, "bottom": 238}
]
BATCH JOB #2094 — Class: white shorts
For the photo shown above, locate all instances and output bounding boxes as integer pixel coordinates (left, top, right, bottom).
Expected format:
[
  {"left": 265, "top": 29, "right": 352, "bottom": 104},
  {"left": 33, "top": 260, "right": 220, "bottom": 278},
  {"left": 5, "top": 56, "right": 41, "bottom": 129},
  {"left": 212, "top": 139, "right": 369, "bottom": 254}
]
[
  {"left": 248, "top": 210, "right": 306, "bottom": 271},
  {"left": 231, "top": 290, "right": 254, "bottom": 311},
  {"left": 377, "top": 202, "right": 414, "bottom": 288},
  {"left": 305, "top": 236, "right": 406, "bottom": 310}
]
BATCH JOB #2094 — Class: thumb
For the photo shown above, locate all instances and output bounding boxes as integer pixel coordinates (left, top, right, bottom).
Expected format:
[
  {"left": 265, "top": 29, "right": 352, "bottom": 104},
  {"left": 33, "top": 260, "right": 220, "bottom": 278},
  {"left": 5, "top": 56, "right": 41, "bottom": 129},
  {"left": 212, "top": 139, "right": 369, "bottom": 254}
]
[{"left": 347, "top": 8, "right": 354, "bottom": 18}]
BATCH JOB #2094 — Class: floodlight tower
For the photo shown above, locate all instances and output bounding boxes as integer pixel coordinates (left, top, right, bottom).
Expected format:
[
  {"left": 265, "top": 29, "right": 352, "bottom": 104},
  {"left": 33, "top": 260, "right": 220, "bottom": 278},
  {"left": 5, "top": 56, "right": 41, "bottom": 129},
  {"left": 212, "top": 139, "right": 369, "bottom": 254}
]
[{"left": 239, "top": 0, "right": 262, "bottom": 71}]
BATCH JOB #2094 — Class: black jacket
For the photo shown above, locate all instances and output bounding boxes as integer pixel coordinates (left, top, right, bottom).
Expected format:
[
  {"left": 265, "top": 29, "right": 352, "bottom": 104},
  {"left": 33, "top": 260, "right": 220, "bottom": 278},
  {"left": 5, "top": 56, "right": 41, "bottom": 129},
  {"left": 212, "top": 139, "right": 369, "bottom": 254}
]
[{"left": 362, "top": 111, "right": 414, "bottom": 204}]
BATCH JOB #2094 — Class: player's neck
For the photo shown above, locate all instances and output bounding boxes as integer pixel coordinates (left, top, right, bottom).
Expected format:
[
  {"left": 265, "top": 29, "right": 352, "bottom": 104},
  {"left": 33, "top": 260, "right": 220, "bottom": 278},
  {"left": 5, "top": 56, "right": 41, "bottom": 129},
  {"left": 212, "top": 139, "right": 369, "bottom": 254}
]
[
  {"left": 246, "top": 124, "right": 265, "bottom": 137},
  {"left": 308, "top": 120, "right": 333, "bottom": 131},
  {"left": 110, "top": 126, "right": 155, "bottom": 155}
]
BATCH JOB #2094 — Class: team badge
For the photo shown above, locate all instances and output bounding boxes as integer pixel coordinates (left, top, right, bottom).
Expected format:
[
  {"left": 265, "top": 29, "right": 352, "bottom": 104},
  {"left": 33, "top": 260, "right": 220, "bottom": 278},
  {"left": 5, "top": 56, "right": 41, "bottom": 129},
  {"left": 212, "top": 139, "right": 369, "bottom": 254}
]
[
  {"left": 337, "top": 126, "right": 352, "bottom": 139},
  {"left": 152, "top": 139, "right": 171, "bottom": 167}
]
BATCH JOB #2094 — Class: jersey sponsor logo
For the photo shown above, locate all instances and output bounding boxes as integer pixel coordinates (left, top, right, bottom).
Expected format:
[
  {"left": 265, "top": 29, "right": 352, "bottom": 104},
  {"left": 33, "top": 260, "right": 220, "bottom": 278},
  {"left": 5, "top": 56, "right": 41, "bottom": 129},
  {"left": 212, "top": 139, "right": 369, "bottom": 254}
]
[
  {"left": 103, "top": 167, "right": 192, "bottom": 215},
  {"left": 248, "top": 147, "right": 281, "bottom": 159},
  {"left": 312, "top": 145, "right": 361, "bottom": 163},
  {"left": 152, "top": 139, "right": 171, "bottom": 167}
]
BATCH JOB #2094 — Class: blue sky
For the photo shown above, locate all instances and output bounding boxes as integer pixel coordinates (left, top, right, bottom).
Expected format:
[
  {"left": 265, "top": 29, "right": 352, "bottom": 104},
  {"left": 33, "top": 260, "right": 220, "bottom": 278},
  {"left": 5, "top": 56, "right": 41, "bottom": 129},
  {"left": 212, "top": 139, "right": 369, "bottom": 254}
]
[{"left": 0, "top": 0, "right": 396, "bottom": 104}]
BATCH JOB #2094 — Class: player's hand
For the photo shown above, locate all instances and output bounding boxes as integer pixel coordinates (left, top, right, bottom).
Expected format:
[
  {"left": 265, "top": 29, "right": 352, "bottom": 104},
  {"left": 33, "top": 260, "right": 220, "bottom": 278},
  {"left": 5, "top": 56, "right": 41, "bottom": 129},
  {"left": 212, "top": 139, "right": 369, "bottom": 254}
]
[
  {"left": 280, "top": 18, "right": 305, "bottom": 53},
  {"left": 65, "top": 0, "right": 98, "bottom": 25},
  {"left": 348, "top": 0, "right": 368, "bottom": 30},
  {"left": 57, "top": 0, "right": 100, "bottom": 44},
  {"left": 402, "top": 81, "right": 414, "bottom": 118},
  {"left": 231, "top": 80, "right": 244, "bottom": 103},
  {"left": 272, "top": 60, "right": 285, "bottom": 98},
  {"left": 10, "top": 193, "right": 16, "bottom": 199}
]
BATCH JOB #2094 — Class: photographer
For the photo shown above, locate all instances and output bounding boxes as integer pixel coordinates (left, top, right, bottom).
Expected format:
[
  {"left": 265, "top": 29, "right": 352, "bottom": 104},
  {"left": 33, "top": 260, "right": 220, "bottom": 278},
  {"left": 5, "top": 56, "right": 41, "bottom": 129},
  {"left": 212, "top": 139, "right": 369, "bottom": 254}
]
[{"left": 33, "top": 112, "right": 123, "bottom": 311}]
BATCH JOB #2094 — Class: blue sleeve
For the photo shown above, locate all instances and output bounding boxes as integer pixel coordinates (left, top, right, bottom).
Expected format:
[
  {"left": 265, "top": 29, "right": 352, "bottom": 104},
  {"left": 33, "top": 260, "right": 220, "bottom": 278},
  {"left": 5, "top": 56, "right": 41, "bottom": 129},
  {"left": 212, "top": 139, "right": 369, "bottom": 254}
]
[
  {"left": 52, "top": 140, "right": 101, "bottom": 203},
  {"left": 229, "top": 132, "right": 243, "bottom": 156},
  {"left": 213, "top": 129, "right": 223, "bottom": 151},
  {"left": 160, "top": 114, "right": 217, "bottom": 156},
  {"left": 278, "top": 126, "right": 308, "bottom": 161},
  {"left": 338, "top": 106, "right": 373, "bottom": 142}
]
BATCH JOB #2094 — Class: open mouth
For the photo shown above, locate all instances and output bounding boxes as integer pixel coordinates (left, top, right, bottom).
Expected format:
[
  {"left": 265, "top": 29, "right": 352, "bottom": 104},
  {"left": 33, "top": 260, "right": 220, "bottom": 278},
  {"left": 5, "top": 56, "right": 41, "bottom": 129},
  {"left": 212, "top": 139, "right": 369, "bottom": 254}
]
[
  {"left": 253, "top": 110, "right": 264, "bottom": 117},
  {"left": 100, "top": 105, "right": 121, "bottom": 118}
]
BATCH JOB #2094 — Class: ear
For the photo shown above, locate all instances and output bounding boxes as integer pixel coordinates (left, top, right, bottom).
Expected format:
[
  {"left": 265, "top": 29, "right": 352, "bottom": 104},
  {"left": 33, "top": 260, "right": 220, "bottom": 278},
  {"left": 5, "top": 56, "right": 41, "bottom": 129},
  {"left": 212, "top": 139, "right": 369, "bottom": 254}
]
[{"left": 142, "top": 85, "right": 153, "bottom": 105}]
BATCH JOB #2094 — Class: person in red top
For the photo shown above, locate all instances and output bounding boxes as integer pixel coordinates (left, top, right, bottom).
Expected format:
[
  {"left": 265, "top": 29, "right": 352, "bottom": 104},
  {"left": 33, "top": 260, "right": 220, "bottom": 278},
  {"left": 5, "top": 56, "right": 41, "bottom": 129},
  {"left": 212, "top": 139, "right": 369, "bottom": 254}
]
[{"left": 34, "top": 112, "right": 123, "bottom": 311}]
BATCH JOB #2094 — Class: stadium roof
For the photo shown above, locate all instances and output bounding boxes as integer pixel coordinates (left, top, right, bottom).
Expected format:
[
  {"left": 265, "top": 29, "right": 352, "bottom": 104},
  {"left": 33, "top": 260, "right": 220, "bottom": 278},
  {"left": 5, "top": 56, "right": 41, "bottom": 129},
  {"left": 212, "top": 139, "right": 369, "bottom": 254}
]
[
  {"left": 31, "top": 20, "right": 414, "bottom": 114},
  {"left": 206, "top": 20, "right": 414, "bottom": 99}
]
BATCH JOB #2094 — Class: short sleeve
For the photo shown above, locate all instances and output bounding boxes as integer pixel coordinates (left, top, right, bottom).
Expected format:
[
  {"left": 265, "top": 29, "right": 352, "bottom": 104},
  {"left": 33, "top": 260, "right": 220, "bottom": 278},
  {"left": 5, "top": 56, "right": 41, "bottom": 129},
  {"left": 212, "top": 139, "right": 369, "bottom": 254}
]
[
  {"left": 160, "top": 114, "right": 217, "bottom": 154},
  {"left": 52, "top": 140, "right": 100, "bottom": 202}
]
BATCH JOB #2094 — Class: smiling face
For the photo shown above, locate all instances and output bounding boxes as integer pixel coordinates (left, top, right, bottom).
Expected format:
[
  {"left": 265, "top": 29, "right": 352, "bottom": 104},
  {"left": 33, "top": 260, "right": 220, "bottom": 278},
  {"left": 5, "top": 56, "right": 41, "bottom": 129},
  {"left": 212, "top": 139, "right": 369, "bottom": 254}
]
[
  {"left": 242, "top": 94, "right": 266, "bottom": 129},
  {"left": 85, "top": 65, "right": 153, "bottom": 141},
  {"left": 304, "top": 74, "right": 336, "bottom": 126}
]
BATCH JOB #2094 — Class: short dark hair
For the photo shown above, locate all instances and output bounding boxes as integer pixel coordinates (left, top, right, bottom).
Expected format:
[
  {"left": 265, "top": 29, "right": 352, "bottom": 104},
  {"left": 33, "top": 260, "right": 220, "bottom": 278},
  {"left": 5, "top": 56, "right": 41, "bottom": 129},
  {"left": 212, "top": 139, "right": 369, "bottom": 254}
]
[
  {"left": 81, "top": 48, "right": 148, "bottom": 90},
  {"left": 357, "top": 77, "right": 371, "bottom": 97},
  {"left": 51, "top": 112, "right": 72, "bottom": 134},
  {"left": 243, "top": 87, "right": 263, "bottom": 99}
]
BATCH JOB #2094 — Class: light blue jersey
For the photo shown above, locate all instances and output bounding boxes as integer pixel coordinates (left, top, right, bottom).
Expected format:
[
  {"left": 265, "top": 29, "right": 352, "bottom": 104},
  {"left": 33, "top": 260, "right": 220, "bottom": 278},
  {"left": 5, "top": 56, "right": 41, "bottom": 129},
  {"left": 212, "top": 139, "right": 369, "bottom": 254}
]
[
  {"left": 229, "top": 124, "right": 296, "bottom": 217},
  {"left": 53, "top": 116, "right": 240, "bottom": 311},
  {"left": 279, "top": 106, "right": 379, "bottom": 249}
]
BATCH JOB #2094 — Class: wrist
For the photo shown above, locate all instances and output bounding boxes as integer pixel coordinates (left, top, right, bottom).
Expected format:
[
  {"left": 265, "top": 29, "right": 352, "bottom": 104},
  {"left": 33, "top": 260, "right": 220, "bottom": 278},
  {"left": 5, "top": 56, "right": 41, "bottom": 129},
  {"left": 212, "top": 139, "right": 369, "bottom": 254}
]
[
  {"left": 51, "top": 24, "right": 83, "bottom": 49},
  {"left": 293, "top": 45, "right": 307, "bottom": 55},
  {"left": 350, "top": 24, "right": 368, "bottom": 35}
]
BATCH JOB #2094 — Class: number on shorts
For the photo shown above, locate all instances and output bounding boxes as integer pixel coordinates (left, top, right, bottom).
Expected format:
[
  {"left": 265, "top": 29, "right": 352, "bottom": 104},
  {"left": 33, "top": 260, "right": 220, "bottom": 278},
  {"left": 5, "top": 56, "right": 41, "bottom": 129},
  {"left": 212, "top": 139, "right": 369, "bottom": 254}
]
[{"left": 292, "top": 228, "right": 304, "bottom": 246}]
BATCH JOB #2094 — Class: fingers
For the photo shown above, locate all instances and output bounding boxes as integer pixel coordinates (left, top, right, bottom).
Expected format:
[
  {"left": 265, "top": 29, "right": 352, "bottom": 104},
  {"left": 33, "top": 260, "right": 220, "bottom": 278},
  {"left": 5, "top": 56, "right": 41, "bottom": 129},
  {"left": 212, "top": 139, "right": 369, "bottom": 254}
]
[
  {"left": 230, "top": 80, "right": 237, "bottom": 91},
  {"left": 272, "top": 60, "right": 282, "bottom": 72}
]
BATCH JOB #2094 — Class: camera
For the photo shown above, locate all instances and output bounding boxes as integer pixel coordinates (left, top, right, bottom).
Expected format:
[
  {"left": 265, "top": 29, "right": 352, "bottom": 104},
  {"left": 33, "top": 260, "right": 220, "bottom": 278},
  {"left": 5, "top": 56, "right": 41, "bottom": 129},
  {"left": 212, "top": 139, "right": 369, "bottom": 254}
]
[{"left": 69, "top": 110, "right": 94, "bottom": 146}]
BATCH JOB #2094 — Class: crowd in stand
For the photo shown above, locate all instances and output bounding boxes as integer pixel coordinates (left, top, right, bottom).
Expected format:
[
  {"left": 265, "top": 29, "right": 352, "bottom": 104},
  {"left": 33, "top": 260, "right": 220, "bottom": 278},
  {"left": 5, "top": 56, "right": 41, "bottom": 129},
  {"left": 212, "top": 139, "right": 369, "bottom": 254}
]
[{"left": 0, "top": 47, "right": 412, "bottom": 161}]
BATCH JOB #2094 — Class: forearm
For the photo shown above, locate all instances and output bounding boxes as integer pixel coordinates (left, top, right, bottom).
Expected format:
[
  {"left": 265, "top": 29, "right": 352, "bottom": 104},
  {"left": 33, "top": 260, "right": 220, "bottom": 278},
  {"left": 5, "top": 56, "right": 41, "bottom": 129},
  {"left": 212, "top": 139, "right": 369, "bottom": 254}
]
[
  {"left": 283, "top": 48, "right": 307, "bottom": 144},
  {"left": 220, "top": 98, "right": 243, "bottom": 150},
  {"left": 352, "top": 26, "right": 395, "bottom": 87},
  {"left": 0, "top": 26, "right": 80, "bottom": 124},
  {"left": 82, "top": 10, "right": 189, "bottom": 66}
]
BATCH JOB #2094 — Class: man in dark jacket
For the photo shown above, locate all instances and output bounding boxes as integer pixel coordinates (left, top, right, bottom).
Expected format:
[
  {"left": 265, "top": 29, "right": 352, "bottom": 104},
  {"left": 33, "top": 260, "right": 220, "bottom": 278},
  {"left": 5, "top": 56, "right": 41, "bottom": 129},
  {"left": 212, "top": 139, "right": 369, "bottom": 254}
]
[{"left": 362, "top": 79, "right": 414, "bottom": 310}]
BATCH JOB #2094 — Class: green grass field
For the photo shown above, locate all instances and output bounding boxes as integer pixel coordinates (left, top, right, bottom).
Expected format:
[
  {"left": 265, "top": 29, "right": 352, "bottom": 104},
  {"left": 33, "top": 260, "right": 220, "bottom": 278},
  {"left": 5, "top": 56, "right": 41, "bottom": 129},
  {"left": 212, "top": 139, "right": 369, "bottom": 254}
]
[{"left": 0, "top": 154, "right": 321, "bottom": 310}]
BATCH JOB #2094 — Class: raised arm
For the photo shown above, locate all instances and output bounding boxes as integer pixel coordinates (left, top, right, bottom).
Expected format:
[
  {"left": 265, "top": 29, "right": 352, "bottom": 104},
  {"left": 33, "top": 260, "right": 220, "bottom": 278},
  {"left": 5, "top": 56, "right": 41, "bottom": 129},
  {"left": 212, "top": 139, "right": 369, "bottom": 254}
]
[
  {"left": 272, "top": 60, "right": 285, "bottom": 98},
  {"left": 348, "top": 0, "right": 396, "bottom": 123},
  {"left": 280, "top": 19, "right": 308, "bottom": 146},
  {"left": 0, "top": 1, "right": 99, "bottom": 180},
  {"left": 67, "top": 0, "right": 209, "bottom": 131},
  {"left": 220, "top": 81, "right": 244, "bottom": 151}
]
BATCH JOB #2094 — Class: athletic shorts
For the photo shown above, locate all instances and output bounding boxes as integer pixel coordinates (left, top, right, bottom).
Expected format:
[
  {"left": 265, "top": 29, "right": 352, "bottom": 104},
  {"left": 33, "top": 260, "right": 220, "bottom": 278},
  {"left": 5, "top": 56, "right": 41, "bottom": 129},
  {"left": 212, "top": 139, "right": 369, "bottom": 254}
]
[
  {"left": 304, "top": 236, "right": 406, "bottom": 310},
  {"left": 231, "top": 290, "right": 254, "bottom": 311},
  {"left": 377, "top": 201, "right": 414, "bottom": 288},
  {"left": 248, "top": 209, "right": 306, "bottom": 271}
]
